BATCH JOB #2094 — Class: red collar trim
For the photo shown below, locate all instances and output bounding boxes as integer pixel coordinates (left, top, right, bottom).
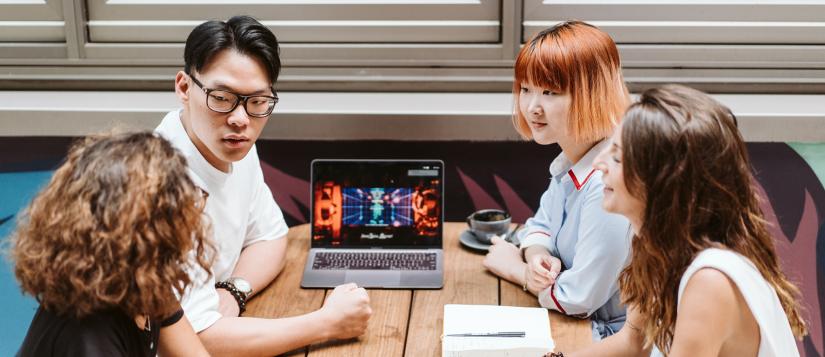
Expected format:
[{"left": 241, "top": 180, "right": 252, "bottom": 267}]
[{"left": 568, "top": 169, "right": 596, "bottom": 191}]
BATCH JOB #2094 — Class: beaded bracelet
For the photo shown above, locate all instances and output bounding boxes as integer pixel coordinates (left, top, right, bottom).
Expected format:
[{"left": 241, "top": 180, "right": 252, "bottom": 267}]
[{"left": 215, "top": 281, "right": 247, "bottom": 315}]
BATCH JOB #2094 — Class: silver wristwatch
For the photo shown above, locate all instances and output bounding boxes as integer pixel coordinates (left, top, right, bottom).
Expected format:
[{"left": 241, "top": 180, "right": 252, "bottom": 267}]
[
  {"left": 216, "top": 277, "right": 253, "bottom": 316},
  {"left": 226, "top": 277, "right": 252, "bottom": 299}
]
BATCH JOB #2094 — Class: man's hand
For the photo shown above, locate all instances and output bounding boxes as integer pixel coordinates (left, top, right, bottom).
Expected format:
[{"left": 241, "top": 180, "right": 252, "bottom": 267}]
[
  {"left": 483, "top": 236, "right": 523, "bottom": 282},
  {"left": 217, "top": 287, "right": 241, "bottom": 317},
  {"left": 526, "top": 253, "right": 562, "bottom": 293},
  {"left": 319, "top": 283, "right": 372, "bottom": 340}
]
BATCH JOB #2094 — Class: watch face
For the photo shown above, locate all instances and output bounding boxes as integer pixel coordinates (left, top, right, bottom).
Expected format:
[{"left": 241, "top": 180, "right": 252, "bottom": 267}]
[{"left": 230, "top": 278, "right": 252, "bottom": 295}]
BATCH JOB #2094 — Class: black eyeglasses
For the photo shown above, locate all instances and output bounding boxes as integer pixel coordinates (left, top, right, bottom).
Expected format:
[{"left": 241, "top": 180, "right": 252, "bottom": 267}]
[{"left": 188, "top": 74, "right": 278, "bottom": 118}]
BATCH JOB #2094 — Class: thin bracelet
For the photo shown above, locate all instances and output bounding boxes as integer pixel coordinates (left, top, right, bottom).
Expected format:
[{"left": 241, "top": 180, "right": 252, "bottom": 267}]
[
  {"left": 522, "top": 265, "right": 529, "bottom": 292},
  {"left": 625, "top": 319, "right": 642, "bottom": 332}
]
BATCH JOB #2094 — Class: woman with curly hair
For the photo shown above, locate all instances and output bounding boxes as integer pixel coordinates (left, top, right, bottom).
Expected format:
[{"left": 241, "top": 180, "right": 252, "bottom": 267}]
[
  {"left": 13, "top": 132, "right": 213, "bottom": 356},
  {"left": 549, "top": 84, "right": 807, "bottom": 356}
]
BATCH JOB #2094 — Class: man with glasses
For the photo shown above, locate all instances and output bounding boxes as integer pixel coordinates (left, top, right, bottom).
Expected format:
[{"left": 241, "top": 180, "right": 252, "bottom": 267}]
[{"left": 155, "top": 16, "right": 372, "bottom": 355}]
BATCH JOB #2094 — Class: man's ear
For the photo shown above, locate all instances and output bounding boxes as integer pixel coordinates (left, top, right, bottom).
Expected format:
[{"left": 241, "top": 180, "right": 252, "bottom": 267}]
[{"left": 174, "top": 71, "right": 190, "bottom": 104}]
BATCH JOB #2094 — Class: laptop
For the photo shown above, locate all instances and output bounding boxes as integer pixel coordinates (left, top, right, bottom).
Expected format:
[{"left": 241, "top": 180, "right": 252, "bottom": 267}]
[{"left": 301, "top": 159, "right": 444, "bottom": 289}]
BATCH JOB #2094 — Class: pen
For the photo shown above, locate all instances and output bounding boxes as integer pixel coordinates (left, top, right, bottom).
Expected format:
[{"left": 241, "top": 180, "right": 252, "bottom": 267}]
[{"left": 445, "top": 331, "right": 526, "bottom": 337}]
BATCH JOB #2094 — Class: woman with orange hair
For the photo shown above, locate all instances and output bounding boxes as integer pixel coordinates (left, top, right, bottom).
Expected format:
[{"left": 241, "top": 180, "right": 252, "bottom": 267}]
[
  {"left": 549, "top": 85, "right": 807, "bottom": 356},
  {"left": 12, "top": 132, "right": 212, "bottom": 356},
  {"left": 483, "top": 20, "right": 633, "bottom": 339}
]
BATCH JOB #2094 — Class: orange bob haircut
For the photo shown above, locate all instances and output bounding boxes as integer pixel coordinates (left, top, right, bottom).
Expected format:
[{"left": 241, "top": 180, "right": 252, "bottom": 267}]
[{"left": 513, "top": 20, "right": 630, "bottom": 143}]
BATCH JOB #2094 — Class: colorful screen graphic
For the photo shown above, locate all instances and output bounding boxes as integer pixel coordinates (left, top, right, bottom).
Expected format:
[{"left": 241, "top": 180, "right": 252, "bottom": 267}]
[
  {"left": 341, "top": 188, "right": 413, "bottom": 227},
  {"left": 312, "top": 161, "right": 442, "bottom": 248}
]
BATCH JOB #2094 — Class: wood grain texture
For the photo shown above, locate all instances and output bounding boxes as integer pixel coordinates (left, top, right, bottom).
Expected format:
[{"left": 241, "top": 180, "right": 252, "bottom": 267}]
[
  {"left": 405, "top": 223, "right": 499, "bottom": 357},
  {"left": 245, "top": 224, "right": 324, "bottom": 357},
  {"left": 308, "top": 289, "right": 411, "bottom": 357},
  {"left": 245, "top": 223, "right": 592, "bottom": 356},
  {"left": 500, "top": 278, "right": 593, "bottom": 353},
  {"left": 246, "top": 225, "right": 325, "bottom": 318}
]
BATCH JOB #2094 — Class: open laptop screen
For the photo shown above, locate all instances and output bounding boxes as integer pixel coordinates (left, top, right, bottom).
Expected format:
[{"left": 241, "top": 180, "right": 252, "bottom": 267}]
[{"left": 311, "top": 159, "right": 443, "bottom": 248}]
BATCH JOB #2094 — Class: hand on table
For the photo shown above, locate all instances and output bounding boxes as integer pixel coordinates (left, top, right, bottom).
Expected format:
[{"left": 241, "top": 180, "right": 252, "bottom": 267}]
[
  {"left": 320, "top": 283, "right": 373, "bottom": 340},
  {"left": 525, "top": 253, "right": 562, "bottom": 293},
  {"left": 483, "top": 236, "right": 524, "bottom": 282}
]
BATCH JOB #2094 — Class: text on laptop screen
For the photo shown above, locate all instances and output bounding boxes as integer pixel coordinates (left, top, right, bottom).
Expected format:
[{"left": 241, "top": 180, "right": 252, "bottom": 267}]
[{"left": 311, "top": 160, "right": 443, "bottom": 248}]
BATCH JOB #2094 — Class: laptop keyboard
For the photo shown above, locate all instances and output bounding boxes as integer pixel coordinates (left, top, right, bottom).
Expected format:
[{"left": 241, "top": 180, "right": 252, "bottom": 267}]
[{"left": 312, "top": 251, "right": 438, "bottom": 271}]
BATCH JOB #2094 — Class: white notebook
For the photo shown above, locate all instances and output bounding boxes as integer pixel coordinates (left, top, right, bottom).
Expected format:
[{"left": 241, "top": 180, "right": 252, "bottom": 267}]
[{"left": 442, "top": 304, "right": 555, "bottom": 357}]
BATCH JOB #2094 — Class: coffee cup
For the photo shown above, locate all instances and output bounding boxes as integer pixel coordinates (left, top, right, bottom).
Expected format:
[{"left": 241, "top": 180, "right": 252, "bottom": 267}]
[{"left": 466, "top": 209, "right": 511, "bottom": 244}]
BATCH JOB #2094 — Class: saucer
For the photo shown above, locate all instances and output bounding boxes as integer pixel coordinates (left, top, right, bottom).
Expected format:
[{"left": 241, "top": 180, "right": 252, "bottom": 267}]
[{"left": 459, "top": 230, "right": 493, "bottom": 252}]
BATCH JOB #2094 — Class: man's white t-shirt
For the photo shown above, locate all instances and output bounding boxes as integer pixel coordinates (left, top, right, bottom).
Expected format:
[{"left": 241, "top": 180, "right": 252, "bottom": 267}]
[{"left": 156, "top": 109, "right": 289, "bottom": 332}]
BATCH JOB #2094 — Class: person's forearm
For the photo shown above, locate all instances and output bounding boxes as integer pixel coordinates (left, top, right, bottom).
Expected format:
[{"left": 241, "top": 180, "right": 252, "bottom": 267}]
[
  {"left": 565, "top": 324, "right": 650, "bottom": 357},
  {"left": 502, "top": 261, "right": 527, "bottom": 285},
  {"left": 230, "top": 238, "right": 286, "bottom": 297},
  {"left": 523, "top": 244, "right": 552, "bottom": 262},
  {"left": 199, "top": 311, "right": 332, "bottom": 356},
  {"left": 158, "top": 316, "right": 210, "bottom": 357}
]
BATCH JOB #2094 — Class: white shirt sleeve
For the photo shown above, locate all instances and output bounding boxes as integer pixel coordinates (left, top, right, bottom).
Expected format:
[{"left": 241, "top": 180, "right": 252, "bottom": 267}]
[
  {"left": 243, "top": 150, "right": 289, "bottom": 247},
  {"left": 179, "top": 262, "right": 222, "bottom": 333}
]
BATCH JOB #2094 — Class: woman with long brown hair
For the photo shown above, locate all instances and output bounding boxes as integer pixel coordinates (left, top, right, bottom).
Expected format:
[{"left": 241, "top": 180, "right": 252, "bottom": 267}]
[
  {"left": 12, "top": 132, "right": 213, "bottom": 356},
  {"left": 550, "top": 84, "right": 806, "bottom": 356}
]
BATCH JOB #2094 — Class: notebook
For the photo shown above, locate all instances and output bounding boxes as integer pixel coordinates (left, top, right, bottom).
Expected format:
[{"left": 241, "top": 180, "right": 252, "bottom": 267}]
[
  {"left": 301, "top": 159, "right": 444, "bottom": 289},
  {"left": 442, "top": 304, "right": 555, "bottom": 357}
]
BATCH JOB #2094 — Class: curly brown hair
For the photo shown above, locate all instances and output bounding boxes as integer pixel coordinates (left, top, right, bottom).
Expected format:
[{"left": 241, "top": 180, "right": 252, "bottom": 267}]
[
  {"left": 11, "top": 131, "right": 213, "bottom": 320},
  {"left": 618, "top": 85, "right": 807, "bottom": 353}
]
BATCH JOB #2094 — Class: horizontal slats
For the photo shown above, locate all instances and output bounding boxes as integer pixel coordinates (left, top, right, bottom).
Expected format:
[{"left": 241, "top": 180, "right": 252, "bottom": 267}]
[
  {"left": 86, "top": 0, "right": 501, "bottom": 43},
  {"left": 0, "top": 43, "right": 66, "bottom": 58},
  {"left": 89, "top": 0, "right": 498, "bottom": 20},
  {"left": 2, "top": 65, "right": 823, "bottom": 93},
  {"left": 523, "top": 1, "right": 825, "bottom": 43},
  {"left": 80, "top": 42, "right": 506, "bottom": 62},
  {"left": 87, "top": 20, "right": 500, "bottom": 43},
  {"left": 76, "top": 43, "right": 825, "bottom": 69},
  {"left": 0, "top": 0, "right": 62, "bottom": 21},
  {"left": 0, "top": 1, "right": 64, "bottom": 44},
  {"left": 0, "top": 0, "right": 822, "bottom": 91},
  {"left": 523, "top": 21, "right": 825, "bottom": 44},
  {"left": 0, "top": 21, "right": 64, "bottom": 42},
  {"left": 619, "top": 45, "right": 825, "bottom": 68},
  {"left": 525, "top": 1, "right": 825, "bottom": 22}
]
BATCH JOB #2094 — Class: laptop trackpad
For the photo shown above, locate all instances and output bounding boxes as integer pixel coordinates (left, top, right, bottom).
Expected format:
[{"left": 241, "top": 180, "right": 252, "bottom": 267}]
[{"left": 344, "top": 271, "right": 401, "bottom": 288}]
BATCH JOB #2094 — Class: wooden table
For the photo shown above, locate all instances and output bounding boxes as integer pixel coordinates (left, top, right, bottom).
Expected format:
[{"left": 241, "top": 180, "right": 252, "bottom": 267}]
[{"left": 246, "top": 223, "right": 593, "bottom": 356}]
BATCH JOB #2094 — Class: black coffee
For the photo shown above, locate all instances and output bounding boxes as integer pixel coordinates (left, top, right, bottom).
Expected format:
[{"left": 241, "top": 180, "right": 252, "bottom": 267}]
[{"left": 474, "top": 211, "right": 508, "bottom": 222}]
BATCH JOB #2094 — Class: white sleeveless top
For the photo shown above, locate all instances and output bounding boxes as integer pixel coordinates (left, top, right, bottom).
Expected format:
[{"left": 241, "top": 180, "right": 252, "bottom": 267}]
[{"left": 674, "top": 248, "right": 799, "bottom": 357}]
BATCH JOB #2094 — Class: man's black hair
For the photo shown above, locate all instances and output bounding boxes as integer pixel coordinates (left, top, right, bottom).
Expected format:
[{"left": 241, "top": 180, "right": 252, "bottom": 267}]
[{"left": 184, "top": 15, "right": 281, "bottom": 85}]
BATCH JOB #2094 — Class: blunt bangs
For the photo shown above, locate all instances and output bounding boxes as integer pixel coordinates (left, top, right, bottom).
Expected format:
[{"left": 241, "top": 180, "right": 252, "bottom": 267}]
[
  {"left": 512, "top": 21, "right": 630, "bottom": 143},
  {"left": 514, "top": 36, "right": 566, "bottom": 94}
]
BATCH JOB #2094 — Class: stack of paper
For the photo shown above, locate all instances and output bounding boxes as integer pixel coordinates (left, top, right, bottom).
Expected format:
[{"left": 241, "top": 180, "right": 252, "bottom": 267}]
[{"left": 442, "top": 304, "right": 555, "bottom": 357}]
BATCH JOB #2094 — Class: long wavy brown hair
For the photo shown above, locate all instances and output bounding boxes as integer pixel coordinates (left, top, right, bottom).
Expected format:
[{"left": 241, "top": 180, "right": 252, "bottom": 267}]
[
  {"left": 11, "top": 131, "right": 213, "bottom": 320},
  {"left": 618, "top": 85, "right": 807, "bottom": 352}
]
